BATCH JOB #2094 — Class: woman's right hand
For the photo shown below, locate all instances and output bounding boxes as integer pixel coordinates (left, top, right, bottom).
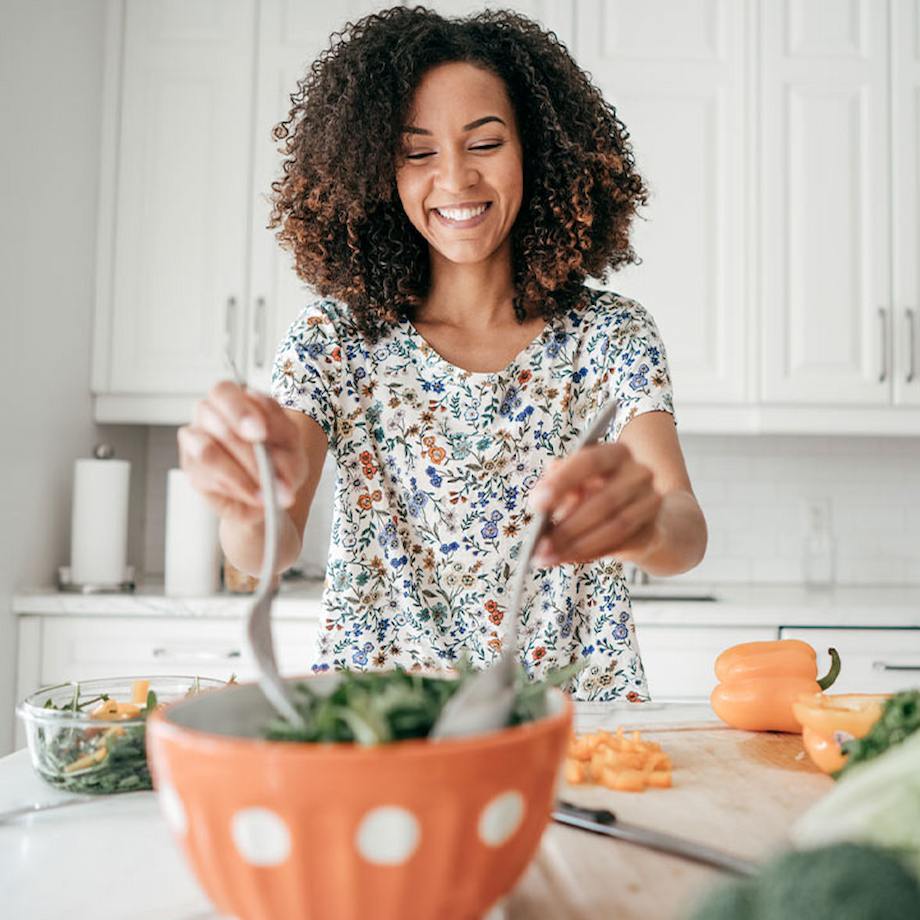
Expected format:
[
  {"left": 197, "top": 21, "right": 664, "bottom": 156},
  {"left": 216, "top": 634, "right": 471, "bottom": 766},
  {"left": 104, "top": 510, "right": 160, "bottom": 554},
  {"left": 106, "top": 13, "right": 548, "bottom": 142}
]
[{"left": 178, "top": 381, "right": 307, "bottom": 525}]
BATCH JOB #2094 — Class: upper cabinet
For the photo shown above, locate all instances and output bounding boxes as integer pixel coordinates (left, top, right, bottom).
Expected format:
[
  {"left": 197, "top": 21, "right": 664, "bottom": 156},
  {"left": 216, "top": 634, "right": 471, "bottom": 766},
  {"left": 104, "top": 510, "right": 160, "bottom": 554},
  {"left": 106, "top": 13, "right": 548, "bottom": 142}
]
[
  {"left": 93, "top": 1, "right": 256, "bottom": 419},
  {"left": 576, "top": 0, "right": 749, "bottom": 407},
  {"left": 92, "top": 0, "right": 920, "bottom": 433},
  {"left": 759, "top": 0, "right": 890, "bottom": 406},
  {"left": 892, "top": 0, "right": 920, "bottom": 407}
]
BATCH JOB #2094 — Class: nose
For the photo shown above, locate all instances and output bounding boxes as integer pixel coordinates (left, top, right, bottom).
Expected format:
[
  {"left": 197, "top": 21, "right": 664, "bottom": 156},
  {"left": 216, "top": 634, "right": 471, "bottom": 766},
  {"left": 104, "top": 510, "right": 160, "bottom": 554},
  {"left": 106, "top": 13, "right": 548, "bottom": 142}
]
[{"left": 435, "top": 147, "right": 479, "bottom": 194}]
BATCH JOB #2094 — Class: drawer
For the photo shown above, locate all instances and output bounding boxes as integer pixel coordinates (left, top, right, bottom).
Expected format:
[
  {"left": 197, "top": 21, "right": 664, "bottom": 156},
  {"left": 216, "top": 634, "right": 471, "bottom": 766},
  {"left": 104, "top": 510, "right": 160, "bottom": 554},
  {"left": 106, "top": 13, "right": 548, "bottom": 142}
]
[
  {"left": 636, "top": 625, "right": 777, "bottom": 700},
  {"left": 39, "top": 616, "right": 320, "bottom": 686},
  {"left": 779, "top": 627, "right": 920, "bottom": 694}
]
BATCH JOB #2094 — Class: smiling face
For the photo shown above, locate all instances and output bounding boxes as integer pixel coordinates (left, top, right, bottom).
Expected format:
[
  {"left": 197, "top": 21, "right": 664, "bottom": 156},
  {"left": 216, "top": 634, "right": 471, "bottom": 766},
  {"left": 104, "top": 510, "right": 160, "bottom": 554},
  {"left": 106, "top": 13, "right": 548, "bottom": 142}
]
[{"left": 395, "top": 61, "right": 524, "bottom": 267}]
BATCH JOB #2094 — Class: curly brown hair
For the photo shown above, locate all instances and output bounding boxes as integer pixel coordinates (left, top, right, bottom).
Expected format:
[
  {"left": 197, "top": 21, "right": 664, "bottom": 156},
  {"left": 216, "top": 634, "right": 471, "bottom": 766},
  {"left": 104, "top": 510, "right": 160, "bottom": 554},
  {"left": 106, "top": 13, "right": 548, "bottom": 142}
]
[{"left": 267, "top": 5, "right": 648, "bottom": 341}]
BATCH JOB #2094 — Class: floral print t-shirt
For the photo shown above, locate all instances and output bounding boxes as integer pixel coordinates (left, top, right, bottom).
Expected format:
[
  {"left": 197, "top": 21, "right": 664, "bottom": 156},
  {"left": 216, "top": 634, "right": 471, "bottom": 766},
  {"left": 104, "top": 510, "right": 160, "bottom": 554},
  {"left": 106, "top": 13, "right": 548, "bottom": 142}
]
[{"left": 271, "top": 286, "right": 676, "bottom": 701}]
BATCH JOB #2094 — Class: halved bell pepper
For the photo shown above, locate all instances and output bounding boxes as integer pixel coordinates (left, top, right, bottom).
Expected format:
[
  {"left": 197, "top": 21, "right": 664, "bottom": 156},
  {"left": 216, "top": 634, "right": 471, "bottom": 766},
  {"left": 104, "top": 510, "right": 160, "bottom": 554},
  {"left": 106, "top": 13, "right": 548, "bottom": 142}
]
[
  {"left": 710, "top": 639, "right": 841, "bottom": 733},
  {"left": 792, "top": 692, "right": 889, "bottom": 773}
]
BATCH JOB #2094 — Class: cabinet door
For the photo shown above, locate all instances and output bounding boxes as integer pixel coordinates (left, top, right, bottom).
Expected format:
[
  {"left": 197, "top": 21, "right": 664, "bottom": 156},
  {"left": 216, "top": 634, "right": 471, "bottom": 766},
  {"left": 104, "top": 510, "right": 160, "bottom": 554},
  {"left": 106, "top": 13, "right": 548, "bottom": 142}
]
[
  {"left": 103, "top": 0, "right": 255, "bottom": 396},
  {"left": 636, "top": 624, "right": 777, "bottom": 700},
  {"left": 246, "top": 1, "right": 389, "bottom": 393},
  {"left": 759, "top": 0, "right": 891, "bottom": 405},
  {"left": 892, "top": 0, "right": 920, "bottom": 406},
  {"left": 780, "top": 626, "right": 920, "bottom": 693},
  {"left": 576, "top": 0, "right": 749, "bottom": 405},
  {"left": 39, "top": 616, "right": 321, "bottom": 685}
]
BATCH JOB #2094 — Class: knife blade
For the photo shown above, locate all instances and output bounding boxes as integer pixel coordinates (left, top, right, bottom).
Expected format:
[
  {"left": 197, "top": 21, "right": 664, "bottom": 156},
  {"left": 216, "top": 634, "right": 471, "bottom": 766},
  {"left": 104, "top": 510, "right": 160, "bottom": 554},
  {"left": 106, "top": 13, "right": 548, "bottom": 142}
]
[{"left": 553, "top": 801, "right": 759, "bottom": 877}]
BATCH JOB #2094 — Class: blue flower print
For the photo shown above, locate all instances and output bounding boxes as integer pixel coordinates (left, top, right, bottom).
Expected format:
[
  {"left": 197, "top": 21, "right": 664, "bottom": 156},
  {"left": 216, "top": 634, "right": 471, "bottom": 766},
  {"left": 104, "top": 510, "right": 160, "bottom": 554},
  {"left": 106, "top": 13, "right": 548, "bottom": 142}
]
[
  {"left": 439, "top": 541, "right": 459, "bottom": 555},
  {"left": 390, "top": 555, "right": 408, "bottom": 569},
  {"left": 421, "top": 378, "right": 445, "bottom": 393},
  {"left": 628, "top": 363, "right": 649, "bottom": 391},
  {"left": 425, "top": 465, "right": 442, "bottom": 487},
  {"left": 613, "top": 623, "right": 629, "bottom": 641},
  {"left": 546, "top": 330, "right": 568, "bottom": 358},
  {"left": 499, "top": 387, "right": 522, "bottom": 418},
  {"left": 481, "top": 509, "right": 503, "bottom": 540},
  {"left": 304, "top": 342, "right": 324, "bottom": 359},
  {"left": 311, "top": 662, "right": 331, "bottom": 672},
  {"left": 354, "top": 366, "right": 367, "bottom": 381},
  {"left": 352, "top": 641, "right": 374, "bottom": 667},
  {"left": 514, "top": 405, "right": 534, "bottom": 422},
  {"left": 378, "top": 521, "right": 398, "bottom": 551},
  {"left": 407, "top": 478, "right": 429, "bottom": 517}
]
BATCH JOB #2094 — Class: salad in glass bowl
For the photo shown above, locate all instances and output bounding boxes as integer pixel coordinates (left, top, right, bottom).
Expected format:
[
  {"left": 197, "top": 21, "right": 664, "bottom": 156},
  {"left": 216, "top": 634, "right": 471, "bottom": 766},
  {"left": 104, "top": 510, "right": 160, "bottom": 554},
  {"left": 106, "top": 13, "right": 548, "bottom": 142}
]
[{"left": 17, "top": 675, "right": 228, "bottom": 794}]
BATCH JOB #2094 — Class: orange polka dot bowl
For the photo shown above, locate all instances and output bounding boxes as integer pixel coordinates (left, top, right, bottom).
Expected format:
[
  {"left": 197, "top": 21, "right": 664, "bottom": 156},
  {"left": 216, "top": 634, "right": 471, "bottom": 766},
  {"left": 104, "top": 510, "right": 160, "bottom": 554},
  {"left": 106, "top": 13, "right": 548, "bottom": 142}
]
[{"left": 146, "top": 674, "right": 572, "bottom": 920}]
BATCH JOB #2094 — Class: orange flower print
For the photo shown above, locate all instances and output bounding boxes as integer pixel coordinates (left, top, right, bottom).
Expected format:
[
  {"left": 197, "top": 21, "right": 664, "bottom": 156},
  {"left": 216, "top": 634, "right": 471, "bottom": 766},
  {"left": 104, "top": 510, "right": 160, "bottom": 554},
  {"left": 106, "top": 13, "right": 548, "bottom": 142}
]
[
  {"left": 532, "top": 646, "right": 547, "bottom": 661},
  {"left": 362, "top": 465, "right": 377, "bottom": 478},
  {"left": 518, "top": 369, "right": 532, "bottom": 384},
  {"left": 488, "top": 610, "right": 503, "bottom": 626},
  {"left": 429, "top": 446, "right": 446, "bottom": 464},
  {"left": 359, "top": 450, "right": 373, "bottom": 465},
  {"left": 484, "top": 599, "right": 499, "bottom": 614},
  {"left": 330, "top": 345, "right": 341, "bottom": 362},
  {"left": 357, "top": 493, "right": 372, "bottom": 510},
  {"left": 626, "top": 691, "right": 640, "bottom": 703},
  {"left": 488, "top": 637, "right": 502, "bottom": 652}
]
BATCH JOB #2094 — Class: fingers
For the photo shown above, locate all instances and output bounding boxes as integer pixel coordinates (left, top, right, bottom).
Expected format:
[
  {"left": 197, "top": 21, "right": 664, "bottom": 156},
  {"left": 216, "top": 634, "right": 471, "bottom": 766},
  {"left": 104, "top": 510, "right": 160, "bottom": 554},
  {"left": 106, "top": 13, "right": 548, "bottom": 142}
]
[
  {"left": 532, "top": 443, "right": 628, "bottom": 514},
  {"left": 545, "top": 462, "right": 654, "bottom": 549},
  {"left": 181, "top": 382, "right": 303, "bottom": 511},
  {"left": 177, "top": 426, "right": 262, "bottom": 511},
  {"left": 544, "top": 490, "right": 662, "bottom": 565}
]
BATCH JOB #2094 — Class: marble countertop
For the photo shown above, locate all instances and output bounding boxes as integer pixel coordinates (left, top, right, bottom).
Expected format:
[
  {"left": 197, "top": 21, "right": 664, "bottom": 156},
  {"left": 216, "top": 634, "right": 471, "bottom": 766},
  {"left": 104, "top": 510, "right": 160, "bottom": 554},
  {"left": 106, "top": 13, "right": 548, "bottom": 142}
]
[{"left": 12, "top": 579, "right": 920, "bottom": 627}]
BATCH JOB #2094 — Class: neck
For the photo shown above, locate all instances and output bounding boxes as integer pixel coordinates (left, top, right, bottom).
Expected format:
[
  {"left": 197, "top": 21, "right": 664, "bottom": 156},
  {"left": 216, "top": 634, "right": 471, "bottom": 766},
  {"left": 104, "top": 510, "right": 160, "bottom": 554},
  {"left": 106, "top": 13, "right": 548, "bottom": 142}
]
[{"left": 419, "top": 240, "right": 524, "bottom": 330}]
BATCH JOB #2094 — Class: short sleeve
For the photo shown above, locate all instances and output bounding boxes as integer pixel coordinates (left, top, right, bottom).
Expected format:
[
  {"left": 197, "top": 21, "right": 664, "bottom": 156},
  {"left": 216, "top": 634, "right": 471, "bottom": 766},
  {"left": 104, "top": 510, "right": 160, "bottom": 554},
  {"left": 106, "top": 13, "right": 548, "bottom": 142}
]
[
  {"left": 603, "top": 295, "right": 677, "bottom": 441},
  {"left": 270, "top": 299, "right": 344, "bottom": 452}
]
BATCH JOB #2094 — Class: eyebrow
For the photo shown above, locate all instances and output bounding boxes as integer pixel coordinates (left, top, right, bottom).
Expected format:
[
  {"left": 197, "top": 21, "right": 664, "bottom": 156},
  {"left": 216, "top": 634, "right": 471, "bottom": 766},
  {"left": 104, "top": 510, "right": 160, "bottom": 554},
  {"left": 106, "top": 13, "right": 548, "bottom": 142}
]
[{"left": 403, "top": 115, "right": 507, "bottom": 136}]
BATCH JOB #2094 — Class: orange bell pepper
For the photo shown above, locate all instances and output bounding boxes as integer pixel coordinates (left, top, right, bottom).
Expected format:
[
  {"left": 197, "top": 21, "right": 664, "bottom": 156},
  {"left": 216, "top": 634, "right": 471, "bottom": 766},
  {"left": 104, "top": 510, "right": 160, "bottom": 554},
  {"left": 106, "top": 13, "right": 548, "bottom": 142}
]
[
  {"left": 792, "top": 692, "right": 889, "bottom": 773},
  {"left": 710, "top": 639, "right": 841, "bottom": 733}
]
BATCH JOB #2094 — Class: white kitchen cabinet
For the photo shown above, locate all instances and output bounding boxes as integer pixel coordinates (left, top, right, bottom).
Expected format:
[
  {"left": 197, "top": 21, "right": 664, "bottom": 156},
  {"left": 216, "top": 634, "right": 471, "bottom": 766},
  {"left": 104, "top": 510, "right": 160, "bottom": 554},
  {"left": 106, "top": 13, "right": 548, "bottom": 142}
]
[
  {"left": 892, "top": 0, "right": 920, "bottom": 406},
  {"left": 779, "top": 626, "right": 920, "bottom": 694},
  {"left": 93, "top": 0, "right": 257, "bottom": 408},
  {"left": 576, "top": 0, "right": 750, "bottom": 407},
  {"left": 759, "top": 0, "right": 920, "bottom": 416},
  {"left": 636, "top": 624, "right": 777, "bottom": 700}
]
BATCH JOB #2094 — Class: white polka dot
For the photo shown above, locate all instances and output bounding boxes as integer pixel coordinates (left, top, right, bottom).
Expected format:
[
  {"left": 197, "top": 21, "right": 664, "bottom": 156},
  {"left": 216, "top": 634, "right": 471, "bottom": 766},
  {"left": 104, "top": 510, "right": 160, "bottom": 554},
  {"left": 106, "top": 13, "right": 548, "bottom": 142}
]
[
  {"left": 478, "top": 791, "right": 525, "bottom": 848},
  {"left": 158, "top": 782, "right": 186, "bottom": 836},
  {"left": 355, "top": 806, "right": 420, "bottom": 865},
  {"left": 231, "top": 807, "right": 291, "bottom": 866}
]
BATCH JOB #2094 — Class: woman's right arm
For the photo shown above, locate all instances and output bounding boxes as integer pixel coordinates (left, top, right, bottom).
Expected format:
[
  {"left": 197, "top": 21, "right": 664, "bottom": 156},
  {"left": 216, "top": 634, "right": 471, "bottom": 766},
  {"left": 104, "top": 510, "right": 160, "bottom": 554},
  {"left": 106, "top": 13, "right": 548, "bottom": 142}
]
[{"left": 178, "top": 381, "right": 329, "bottom": 577}]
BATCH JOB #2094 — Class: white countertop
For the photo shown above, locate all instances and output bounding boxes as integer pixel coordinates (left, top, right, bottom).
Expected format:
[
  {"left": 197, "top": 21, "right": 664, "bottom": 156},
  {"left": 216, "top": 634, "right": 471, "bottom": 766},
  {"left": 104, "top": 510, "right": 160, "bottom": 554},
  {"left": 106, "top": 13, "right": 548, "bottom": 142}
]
[
  {"left": 12, "top": 579, "right": 920, "bottom": 627},
  {"left": 0, "top": 702, "right": 719, "bottom": 920}
]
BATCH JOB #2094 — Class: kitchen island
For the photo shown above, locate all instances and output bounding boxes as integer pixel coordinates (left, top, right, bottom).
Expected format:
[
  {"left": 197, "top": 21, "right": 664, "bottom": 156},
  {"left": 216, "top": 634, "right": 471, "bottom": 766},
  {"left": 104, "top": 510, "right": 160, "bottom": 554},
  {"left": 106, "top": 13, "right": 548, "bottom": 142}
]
[{"left": 1, "top": 702, "right": 831, "bottom": 920}]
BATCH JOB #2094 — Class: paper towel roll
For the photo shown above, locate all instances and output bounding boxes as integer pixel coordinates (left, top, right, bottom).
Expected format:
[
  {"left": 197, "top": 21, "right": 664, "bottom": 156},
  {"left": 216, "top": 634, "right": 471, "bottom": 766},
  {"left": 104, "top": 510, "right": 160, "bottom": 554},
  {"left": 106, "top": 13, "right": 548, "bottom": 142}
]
[
  {"left": 70, "top": 457, "right": 131, "bottom": 586},
  {"left": 165, "top": 468, "right": 221, "bottom": 597}
]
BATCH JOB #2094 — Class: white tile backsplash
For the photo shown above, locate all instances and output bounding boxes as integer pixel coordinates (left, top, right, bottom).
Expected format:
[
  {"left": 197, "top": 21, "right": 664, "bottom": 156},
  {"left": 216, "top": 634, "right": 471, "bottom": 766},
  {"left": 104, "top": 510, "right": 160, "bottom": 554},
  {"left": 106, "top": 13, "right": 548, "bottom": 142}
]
[{"left": 140, "top": 428, "right": 920, "bottom": 585}]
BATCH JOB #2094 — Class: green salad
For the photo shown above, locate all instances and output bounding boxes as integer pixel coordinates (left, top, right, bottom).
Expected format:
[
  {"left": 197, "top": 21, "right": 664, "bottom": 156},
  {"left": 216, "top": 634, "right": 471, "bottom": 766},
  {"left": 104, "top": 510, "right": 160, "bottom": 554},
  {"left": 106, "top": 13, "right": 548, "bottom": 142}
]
[
  {"left": 30, "top": 676, "right": 226, "bottom": 794},
  {"left": 264, "top": 660, "right": 583, "bottom": 745}
]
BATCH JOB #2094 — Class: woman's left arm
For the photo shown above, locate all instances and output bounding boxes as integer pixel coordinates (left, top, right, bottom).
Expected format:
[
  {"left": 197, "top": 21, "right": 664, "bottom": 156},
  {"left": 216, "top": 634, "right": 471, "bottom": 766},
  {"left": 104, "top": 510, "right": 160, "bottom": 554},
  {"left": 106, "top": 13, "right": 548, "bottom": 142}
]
[{"left": 530, "top": 411, "right": 707, "bottom": 577}]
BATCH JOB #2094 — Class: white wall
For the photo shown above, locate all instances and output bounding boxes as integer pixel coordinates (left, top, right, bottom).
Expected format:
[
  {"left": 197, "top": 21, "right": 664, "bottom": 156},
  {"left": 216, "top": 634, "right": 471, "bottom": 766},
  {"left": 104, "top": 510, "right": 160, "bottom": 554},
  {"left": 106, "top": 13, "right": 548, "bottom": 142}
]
[{"left": 0, "top": 0, "right": 148, "bottom": 754}]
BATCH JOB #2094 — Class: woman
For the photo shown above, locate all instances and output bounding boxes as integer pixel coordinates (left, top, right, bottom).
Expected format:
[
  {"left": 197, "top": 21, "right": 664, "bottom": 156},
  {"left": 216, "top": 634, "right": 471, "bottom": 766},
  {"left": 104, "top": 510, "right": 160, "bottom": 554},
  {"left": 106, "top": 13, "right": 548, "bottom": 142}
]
[{"left": 178, "top": 7, "right": 707, "bottom": 701}]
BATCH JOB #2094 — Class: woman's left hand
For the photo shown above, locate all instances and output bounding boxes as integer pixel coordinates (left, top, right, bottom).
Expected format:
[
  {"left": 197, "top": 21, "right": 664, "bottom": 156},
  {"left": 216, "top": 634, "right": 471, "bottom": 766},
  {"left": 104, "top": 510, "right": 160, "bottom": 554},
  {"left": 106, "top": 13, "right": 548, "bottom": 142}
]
[{"left": 529, "top": 443, "right": 663, "bottom": 566}]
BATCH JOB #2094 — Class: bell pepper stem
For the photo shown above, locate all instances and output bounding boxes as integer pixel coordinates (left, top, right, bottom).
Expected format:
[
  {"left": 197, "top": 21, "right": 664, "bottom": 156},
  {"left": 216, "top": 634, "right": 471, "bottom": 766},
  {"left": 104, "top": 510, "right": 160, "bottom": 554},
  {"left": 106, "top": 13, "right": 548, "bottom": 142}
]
[{"left": 817, "top": 647, "right": 841, "bottom": 690}]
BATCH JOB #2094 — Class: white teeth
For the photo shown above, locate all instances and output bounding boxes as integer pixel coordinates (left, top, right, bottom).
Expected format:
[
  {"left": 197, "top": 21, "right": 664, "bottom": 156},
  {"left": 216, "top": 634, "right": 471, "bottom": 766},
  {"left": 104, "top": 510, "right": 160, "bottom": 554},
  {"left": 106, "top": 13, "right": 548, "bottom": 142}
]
[{"left": 435, "top": 203, "right": 488, "bottom": 221}]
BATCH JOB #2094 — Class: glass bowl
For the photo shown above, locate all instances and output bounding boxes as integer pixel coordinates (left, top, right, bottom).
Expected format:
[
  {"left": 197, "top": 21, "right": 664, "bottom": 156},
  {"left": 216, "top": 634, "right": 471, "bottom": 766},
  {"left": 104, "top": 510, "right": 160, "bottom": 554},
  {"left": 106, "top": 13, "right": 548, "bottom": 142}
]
[{"left": 16, "top": 675, "right": 227, "bottom": 794}]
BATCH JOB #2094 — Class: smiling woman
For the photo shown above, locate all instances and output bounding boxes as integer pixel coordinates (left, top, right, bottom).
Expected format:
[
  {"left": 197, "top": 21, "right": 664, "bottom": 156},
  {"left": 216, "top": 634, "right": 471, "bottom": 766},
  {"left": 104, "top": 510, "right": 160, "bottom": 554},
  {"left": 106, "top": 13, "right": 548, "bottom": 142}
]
[{"left": 179, "top": 5, "right": 707, "bottom": 702}]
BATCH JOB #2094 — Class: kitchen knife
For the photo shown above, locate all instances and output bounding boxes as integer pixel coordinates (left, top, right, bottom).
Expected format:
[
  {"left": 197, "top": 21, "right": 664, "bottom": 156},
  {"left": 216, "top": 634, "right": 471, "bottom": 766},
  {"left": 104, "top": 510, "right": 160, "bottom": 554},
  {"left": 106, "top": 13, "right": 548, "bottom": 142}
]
[{"left": 553, "top": 801, "right": 759, "bottom": 877}]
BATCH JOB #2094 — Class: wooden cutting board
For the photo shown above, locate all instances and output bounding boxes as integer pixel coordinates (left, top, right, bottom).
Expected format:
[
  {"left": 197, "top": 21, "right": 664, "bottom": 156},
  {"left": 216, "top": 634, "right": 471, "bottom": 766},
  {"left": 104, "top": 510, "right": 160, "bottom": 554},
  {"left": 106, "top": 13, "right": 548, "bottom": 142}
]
[{"left": 507, "top": 725, "right": 834, "bottom": 920}]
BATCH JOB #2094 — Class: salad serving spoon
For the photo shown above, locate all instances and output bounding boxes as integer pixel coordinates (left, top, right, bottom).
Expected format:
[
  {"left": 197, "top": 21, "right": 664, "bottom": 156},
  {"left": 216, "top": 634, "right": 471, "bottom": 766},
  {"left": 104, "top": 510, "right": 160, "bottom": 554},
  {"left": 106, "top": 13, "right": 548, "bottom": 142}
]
[
  {"left": 430, "top": 399, "right": 619, "bottom": 740},
  {"left": 225, "top": 355, "right": 305, "bottom": 728}
]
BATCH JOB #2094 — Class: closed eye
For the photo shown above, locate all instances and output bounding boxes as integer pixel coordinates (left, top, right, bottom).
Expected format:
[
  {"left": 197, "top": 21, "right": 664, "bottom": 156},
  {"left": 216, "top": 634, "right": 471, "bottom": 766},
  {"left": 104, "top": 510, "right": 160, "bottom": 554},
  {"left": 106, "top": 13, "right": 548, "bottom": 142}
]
[{"left": 405, "top": 142, "right": 504, "bottom": 161}]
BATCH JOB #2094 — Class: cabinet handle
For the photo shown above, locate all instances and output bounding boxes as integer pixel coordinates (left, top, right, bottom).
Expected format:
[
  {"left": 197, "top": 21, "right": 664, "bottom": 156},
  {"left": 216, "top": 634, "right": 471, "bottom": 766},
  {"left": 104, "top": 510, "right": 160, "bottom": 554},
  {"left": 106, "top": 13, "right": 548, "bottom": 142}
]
[
  {"left": 152, "top": 647, "right": 242, "bottom": 662},
  {"left": 253, "top": 296, "right": 267, "bottom": 369},
  {"left": 872, "top": 661, "right": 920, "bottom": 672},
  {"left": 907, "top": 308, "right": 917, "bottom": 384},
  {"left": 224, "top": 296, "right": 238, "bottom": 364},
  {"left": 878, "top": 307, "right": 888, "bottom": 383}
]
